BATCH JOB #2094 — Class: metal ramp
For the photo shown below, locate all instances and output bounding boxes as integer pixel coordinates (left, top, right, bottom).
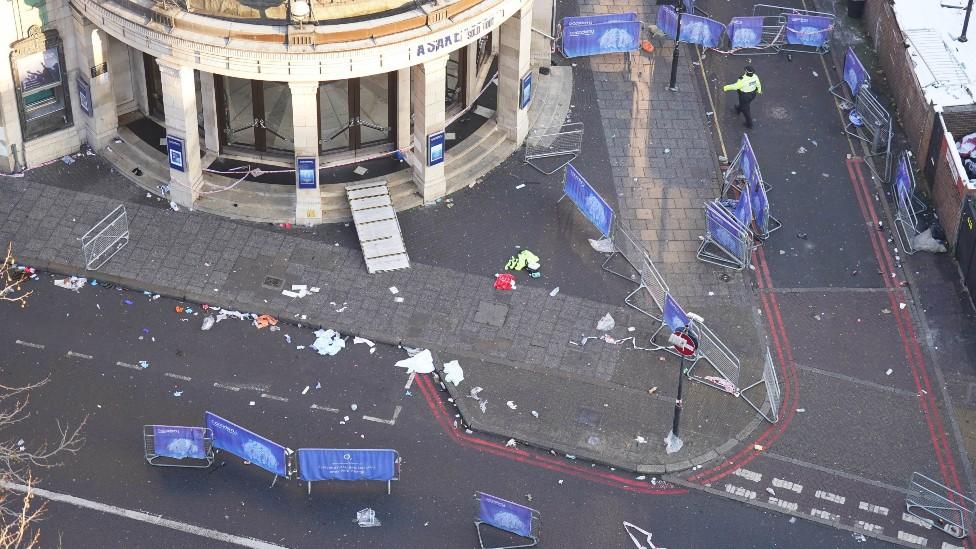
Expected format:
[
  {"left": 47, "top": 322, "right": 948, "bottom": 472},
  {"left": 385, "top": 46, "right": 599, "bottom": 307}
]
[{"left": 346, "top": 182, "right": 410, "bottom": 273}]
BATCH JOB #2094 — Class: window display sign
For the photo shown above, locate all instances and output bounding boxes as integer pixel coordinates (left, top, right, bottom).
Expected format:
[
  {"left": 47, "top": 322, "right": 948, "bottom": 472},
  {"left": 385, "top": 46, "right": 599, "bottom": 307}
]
[
  {"left": 520, "top": 72, "right": 532, "bottom": 110},
  {"left": 18, "top": 47, "right": 62, "bottom": 93},
  {"left": 77, "top": 77, "right": 92, "bottom": 117},
  {"left": 428, "top": 131, "right": 445, "bottom": 167},
  {"left": 296, "top": 157, "right": 317, "bottom": 189},
  {"left": 167, "top": 136, "right": 185, "bottom": 172}
]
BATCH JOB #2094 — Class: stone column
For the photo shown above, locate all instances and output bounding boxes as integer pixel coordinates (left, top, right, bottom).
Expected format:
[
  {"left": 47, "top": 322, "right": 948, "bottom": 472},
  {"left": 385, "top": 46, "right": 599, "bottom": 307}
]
[
  {"left": 497, "top": 5, "right": 533, "bottom": 144},
  {"left": 0, "top": 2, "right": 23, "bottom": 172},
  {"left": 395, "top": 68, "right": 411, "bottom": 152},
  {"left": 464, "top": 43, "right": 478, "bottom": 108},
  {"left": 411, "top": 56, "right": 447, "bottom": 203},
  {"left": 198, "top": 71, "right": 220, "bottom": 154},
  {"left": 72, "top": 15, "right": 119, "bottom": 149},
  {"left": 157, "top": 60, "right": 202, "bottom": 208},
  {"left": 290, "top": 81, "right": 321, "bottom": 225},
  {"left": 531, "top": 0, "right": 554, "bottom": 68}
]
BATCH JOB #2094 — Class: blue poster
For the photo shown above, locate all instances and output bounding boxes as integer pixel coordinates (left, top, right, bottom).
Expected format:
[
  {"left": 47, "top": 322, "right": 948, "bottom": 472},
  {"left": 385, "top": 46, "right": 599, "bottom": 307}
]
[
  {"left": 657, "top": 5, "right": 678, "bottom": 40},
  {"left": 520, "top": 72, "right": 532, "bottom": 110},
  {"left": 561, "top": 14, "right": 641, "bottom": 58},
  {"left": 751, "top": 178, "right": 769, "bottom": 233},
  {"left": 706, "top": 202, "right": 746, "bottom": 259},
  {"left": 739, "top": 133, "right": 760, "bottom": 186},
  {"left": 153, "top": 425, "right": 207, "bottom": 460},
  {"left": 297, "top": 449, "right": 396, "bottom": 482},
  {"left": 733, "top": 184, "right": 753, "bottom": 229},
  {"left": 477, "top": 492, "right": 534, "bottom": 538},
  {"left": 786, "top": 15, "right": 832, "bottom": 47},
  {"left": 564, "top": 163, "right": 613, "bottom": 237},
  {"left": 205, "top": 412, "right": 287, "bottom": 477},
  {"left": 679, "top": 14, "right": 725, "bottom": 48},
  {"left": 843, "top": 47, "right": 869, "bottom": 96},
  {"left": 77, "top": 77, "right": 92, "bottom": 117},
  {"left": 167, "top": 136, "right": 185, "bottom": 172},
  {"left": 729, "top": 17, "right": 763, "bottom": 49},
  {"left": 663, "top": 294, "right": 690, "bottom": 333},
  {"left": 427, "top": 131, "right": 445, "bottom": 167},
  {"left": 296, "top": 157, "right": 317, "bottom": 189},
  {"left": 895, "top": 155, "right": 911, "bottom": 208}
]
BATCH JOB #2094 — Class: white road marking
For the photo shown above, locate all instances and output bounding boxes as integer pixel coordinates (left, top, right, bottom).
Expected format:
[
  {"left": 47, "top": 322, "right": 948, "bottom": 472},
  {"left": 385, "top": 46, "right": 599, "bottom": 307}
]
[
  {"left": 902, "top": 512, "right": 933, "bottom": 529},
  {"left": 732, "top": 468, "right": 762, "bottom": 482},
  {"left": 213, "top": 382, "right": 241, "bottom": 392},
  {"left": 942, "top": 542, "right": 965, "bottom": 549},
  {"left": 810, "top": 508, "right": 840, "bottom": 522},
  {"left": 897, "top": 531, "right": 928, "bottom": 546},
  {"left": 859, "top": 501, "right": 890, "bottom": 516},
  {"left": 66, "top": 350, "right": 93, "bottom": 360},
  {"left": 310, "top": 404, "right": 339, "bottom": 413},
  {"left": 362, "top": 405, "right": 402, "bottom": 426},
  {"left": 0, "top": 480, "right": 286, "bottom": 549},
  {"left": 767, "top": 497, "right": 798, "bottom": 512},
  {"left": 404, "top": 372, "right": 416, "bottom": 390},
  {"left": 260, "top": 393, "right": 288, "bottom": 402},
  {"left": 814, "top": 490, "right": 846, "bottom": 505},
  {"left": 855, "top": 520, "right": 884, "bottom": 535},
  {"left": 164, "top": 373, "right": 192, "bottom": 381},
  {"left": 116, "top": 361, "right": 142, "bottom": 371},
  {"left": 15, "top": 339, "right": 45, "bottom": 349},
  {"left": 724, "top": 483, "right": 757, "bottom": 500},
  {"left": 772, "top": 478, "right": 803, "bottom": 493}
]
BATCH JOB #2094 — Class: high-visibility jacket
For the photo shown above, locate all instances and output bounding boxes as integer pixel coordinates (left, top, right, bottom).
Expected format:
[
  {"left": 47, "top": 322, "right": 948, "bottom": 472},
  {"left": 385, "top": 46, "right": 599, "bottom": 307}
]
[
  {"left": 723, "top": 73, "right": 762, "bottom": 94},
  {"left": 506, "top": 249, "right": 540, "bottom": 271}
]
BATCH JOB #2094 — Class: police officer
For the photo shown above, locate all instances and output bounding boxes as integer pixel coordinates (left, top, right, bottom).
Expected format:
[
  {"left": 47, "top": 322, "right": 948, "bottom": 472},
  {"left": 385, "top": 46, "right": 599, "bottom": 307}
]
[{"left": 723, "top": 66, "right": 762, "bottom": 129}]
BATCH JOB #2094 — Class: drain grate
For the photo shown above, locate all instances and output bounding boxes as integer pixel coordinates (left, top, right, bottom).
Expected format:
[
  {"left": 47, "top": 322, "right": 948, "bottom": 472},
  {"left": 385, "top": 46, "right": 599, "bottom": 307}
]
[
  {"left": 262, "top": 276, "right": 284, "bottom": 290},
  {"left": 577, "top": 408, "right": 602, "bottom": 428}
]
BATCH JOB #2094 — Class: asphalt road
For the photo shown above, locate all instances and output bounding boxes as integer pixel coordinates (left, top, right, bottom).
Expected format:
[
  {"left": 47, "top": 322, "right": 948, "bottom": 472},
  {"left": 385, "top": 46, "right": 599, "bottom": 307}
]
[{"left": 0, "top": 277, "right": 891, "bottom": 548}]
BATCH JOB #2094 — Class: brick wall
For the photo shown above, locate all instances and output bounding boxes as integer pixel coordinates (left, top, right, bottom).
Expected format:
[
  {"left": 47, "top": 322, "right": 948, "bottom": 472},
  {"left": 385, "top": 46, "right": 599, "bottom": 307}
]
[{"left": 865, "top": 0, "right": 976, "bottom": 248}]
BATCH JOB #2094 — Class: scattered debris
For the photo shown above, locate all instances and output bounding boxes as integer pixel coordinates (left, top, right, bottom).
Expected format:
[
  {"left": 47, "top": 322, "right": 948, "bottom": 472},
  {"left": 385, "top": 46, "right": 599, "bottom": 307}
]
[
  {"left": 647, "top": 387, "right": 658, "bottom": 395},
  {"left": 493, "top": 273, "right": 516, "bottom": 290},
  {"left": 596, "top": 313, "right": 615, "bottom": 331},
  {"left": 54, "top": 277, "right": 87, "bottom": 291},
  {"left": 356, "top": 508, "right": 381, "bottom": 528},
  {"left": 588, "top": 238, "right": 615, "bottom": 253},
  {"left": 353, "top": 166, "right": 369, "bottom": 176},
  {"left": 796, "top": 232, "right": 808, "bottom": 239},
  {"left": 796, "top": 408, "right": 805, "bottom": 413},
  {"left": 389, "top": 286, "right": 399, "bottom": 295},
  {"left": 531, "top": 410, "right": 539, "bottom": 418},
  {"left": 797, "top": 146, "right": 807, "bottom": 154},
  {"left": 852, "top": 533, "right": 866, "bottom": 543},
  {"left": 635, "top": 436, "right": 647, "bottom": 444},
  {"left": 253, "top": 315, "right": 278, "bottom": 329},
  {"left": 310, "top": 329, "right": 345, "bottom": 356},
  {"left": 505, "top": 439, "right": 517, "bottom": 448},
  {"left": 353, "top": 337, "right": 375, "bottom": 348},
  {"left": 549, "top": 287, "right": 560, "bottom": 297},
  {"left": 172, "top": 390, "right": 183, "bottom": 397},
  {"left": 886, "top": 368, "right": 893, "bottom": 376},
  {"left": 506, "top": 401, "right": 518, "bottom": 410},
  {"left": 766, "top": 487, "right": 775, "bottom": 496},
  {"left": 169, "top": 201, "right": 180, "bottom": 212},
  {"left": 394, "top": 349, "right": 435, "bottom": 374},
  {"left": 201, "top": 316, "right": 215, "bottom": 331},
  {"left": 515, "top": 184, "right": 526, "bottom": 190},
  {"left": 302, "top": 386, "right": 310, "bottom": 395},
  {"left": 899, "top": 303, "right": 907, "bottom": 310},
  {"left": 443, "top": 360, "right": 464, "bottom": 386}
]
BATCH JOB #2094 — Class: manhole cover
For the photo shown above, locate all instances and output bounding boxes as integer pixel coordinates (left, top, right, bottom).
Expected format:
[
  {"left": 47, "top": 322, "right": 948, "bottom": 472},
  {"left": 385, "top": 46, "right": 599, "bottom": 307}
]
[
  {"left": 262, "top": 275, "right": 284, "bottom": 290},
  {"left": 577, "top": 408, "right": 602, "bottom": 428}
]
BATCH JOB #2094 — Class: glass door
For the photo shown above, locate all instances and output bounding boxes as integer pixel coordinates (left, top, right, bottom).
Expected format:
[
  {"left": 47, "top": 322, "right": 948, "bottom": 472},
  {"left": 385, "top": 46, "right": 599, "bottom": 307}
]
[{"left": 143, "top": 53, "right": 164, "bottom": 120}]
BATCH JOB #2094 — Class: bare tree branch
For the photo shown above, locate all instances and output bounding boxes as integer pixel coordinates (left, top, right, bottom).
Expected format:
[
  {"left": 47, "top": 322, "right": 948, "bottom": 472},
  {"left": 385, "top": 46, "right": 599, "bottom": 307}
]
[{"left": 1, "top": 243, "right": 32, "bottom": 308}]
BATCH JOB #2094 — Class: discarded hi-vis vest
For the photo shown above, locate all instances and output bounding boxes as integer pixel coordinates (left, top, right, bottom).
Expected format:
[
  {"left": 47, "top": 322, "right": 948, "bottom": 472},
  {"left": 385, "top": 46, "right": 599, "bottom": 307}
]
[{"left": 506, "top": 250, "right": 540, "bottom": 271}]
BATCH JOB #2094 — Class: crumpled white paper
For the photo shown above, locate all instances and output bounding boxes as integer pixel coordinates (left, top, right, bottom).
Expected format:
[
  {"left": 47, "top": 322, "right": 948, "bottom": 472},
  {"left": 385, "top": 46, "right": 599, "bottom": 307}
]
[
  {"left": 311, "top": 329, "right": 345, "bottom": 356},
  {"left": 596, "top": 313, "right": 615, "bottom": 331},
  {"left": 395, "top": 349, "right": 434, "bottom": 373},
  {"left": 443, "top": 360, "right": 464, "bottom": 386}
]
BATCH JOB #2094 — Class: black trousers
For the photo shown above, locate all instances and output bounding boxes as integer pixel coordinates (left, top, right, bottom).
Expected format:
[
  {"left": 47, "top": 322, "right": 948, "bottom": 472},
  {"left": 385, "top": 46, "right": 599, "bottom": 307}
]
[{"left": 735, "top": 90, "right": 757, "bottom": 127}]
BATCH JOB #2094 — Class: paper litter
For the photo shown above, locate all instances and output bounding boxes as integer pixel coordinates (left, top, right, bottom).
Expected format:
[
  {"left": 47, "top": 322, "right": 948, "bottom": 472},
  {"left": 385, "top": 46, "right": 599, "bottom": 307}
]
[
  {"left": 54, "top": 277, "right": 87, "bottom": 291},
  {"left": 253, "top": 315, "right": 278, "bottom": 329},
  {"left": 394, "top": 349, "right": 435, "bottom": 374},
  {"left": 443, "top": 360, "right": 464, "bottom": 386},
  {"left": 588, "top": 238, "right": 615, "bottom": 253},
  {"left": 506, "top": 401, "right": 517, "bottom": 410},
  {"left": 353, "top": 337, "right": 375, "bottom": 347},
  {"left": 310, "top": 329, "right": 345, "bottom": 356},
  {"left": 201, "top": 316, "right": 215, "bottom": 330},
  {"left": 596, "top": 313, "right": 615, "bottom": 331}
]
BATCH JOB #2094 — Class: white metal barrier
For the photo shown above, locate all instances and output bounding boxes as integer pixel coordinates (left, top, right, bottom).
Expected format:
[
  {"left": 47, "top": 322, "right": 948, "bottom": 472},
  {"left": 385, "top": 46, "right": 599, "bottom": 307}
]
[
  {"left": 524, "top": 122, "right": 584, "bottom": 175},
  {"left": 81, "top": 205, "right": 129, "bottom": 270},
  {"left": 740, "top": 347, "right": 782, "bottom": 423},
  {"left": 906, "top": 472, "right": 976, "bottom": 539},
  {"left": 845, "top": 86, "right": 893, "bottom": 183},
  {"left": 601, "top": 222, "right": 670, "bottom": 321}
]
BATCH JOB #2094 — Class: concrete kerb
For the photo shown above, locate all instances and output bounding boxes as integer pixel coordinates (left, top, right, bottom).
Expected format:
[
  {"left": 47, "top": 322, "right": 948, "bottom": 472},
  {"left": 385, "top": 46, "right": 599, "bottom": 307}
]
[{"left": 18, "top": 255, "right": 764, "bottom": 476}]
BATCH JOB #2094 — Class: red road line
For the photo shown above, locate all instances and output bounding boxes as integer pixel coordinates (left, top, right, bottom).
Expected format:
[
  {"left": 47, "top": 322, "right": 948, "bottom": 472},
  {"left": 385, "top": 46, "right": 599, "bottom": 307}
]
[
  {"left": 848, "top": 158, "right": 972, "bottom": 546},
  {"left": 848, "top": 160, "right": 967, "bottom": 508},
  {"left": 413, "top": 370, "right": 686, "bottom": 495}
]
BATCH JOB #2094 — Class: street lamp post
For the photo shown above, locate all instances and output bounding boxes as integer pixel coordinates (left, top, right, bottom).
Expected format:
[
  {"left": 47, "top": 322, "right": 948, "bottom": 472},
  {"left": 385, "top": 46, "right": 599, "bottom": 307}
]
[
  {"left": 960, "top": 0, "right": 975, "bottom": 42},
  {"left": 668, "top": 4, "right": 684, "bottom": 91}
]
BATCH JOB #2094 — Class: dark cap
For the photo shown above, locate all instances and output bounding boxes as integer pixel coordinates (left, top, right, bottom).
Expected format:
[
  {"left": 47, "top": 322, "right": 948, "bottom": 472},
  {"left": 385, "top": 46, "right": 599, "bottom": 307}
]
[{"left": 745, "top": 65, "right": 755, "bottom": 75}]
